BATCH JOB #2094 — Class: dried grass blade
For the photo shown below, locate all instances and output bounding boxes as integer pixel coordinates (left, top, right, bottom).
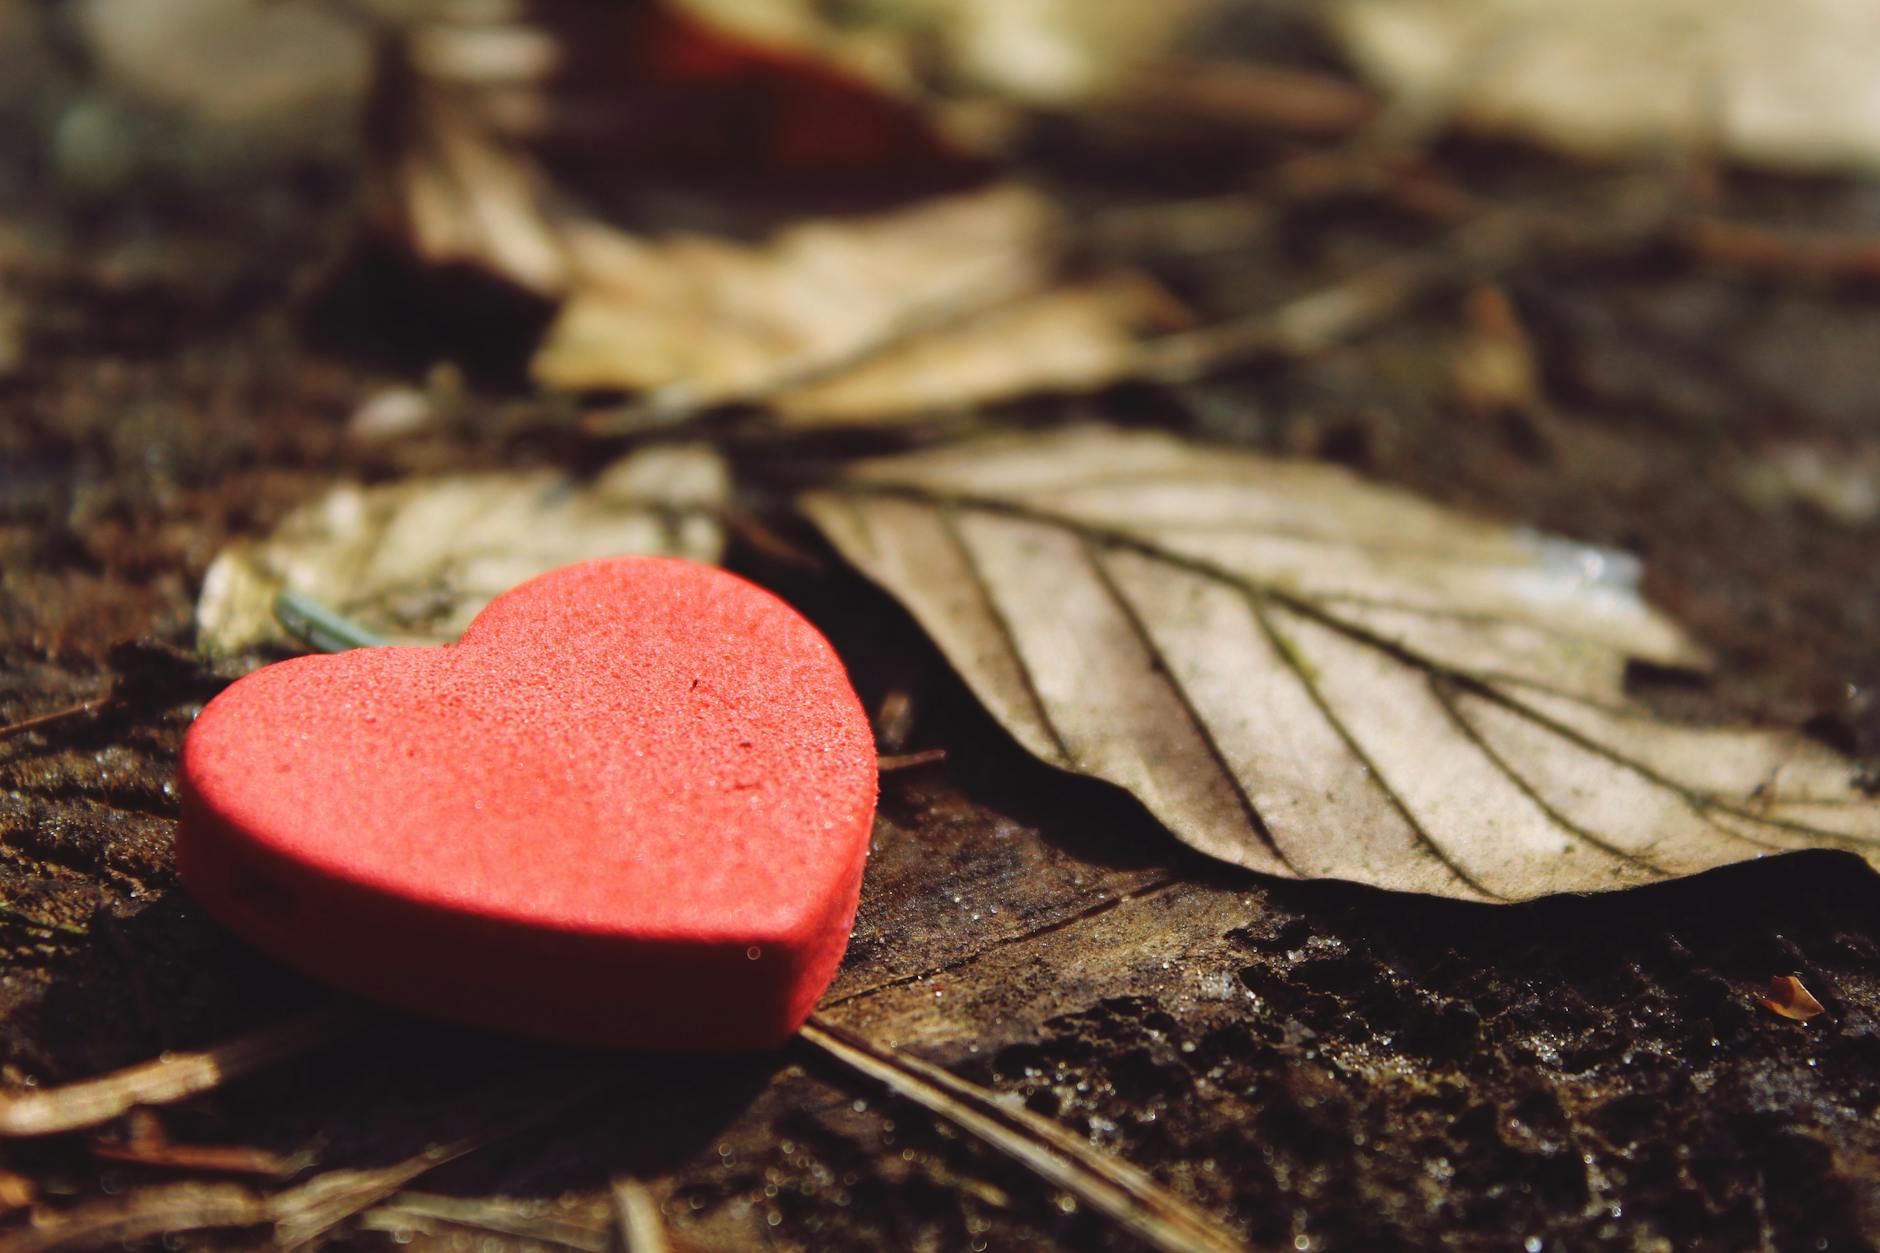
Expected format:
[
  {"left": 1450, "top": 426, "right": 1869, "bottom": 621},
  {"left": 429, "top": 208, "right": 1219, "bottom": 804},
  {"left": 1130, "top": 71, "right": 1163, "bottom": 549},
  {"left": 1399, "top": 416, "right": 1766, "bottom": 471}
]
[
  {"left": 798, "top": 1017, "right": 1244, "bottom": 1253},
  {"left": 269, "top": 1137, "right": 490, "bottom": 1250},
  {"left": 6, "top": 1183, "right": 269, "bottom": 1252},
  {"left": 610, "top": 1178, "right": 671, "bottom": 1253},
  {"left": 362, "top": 1193, "right": 611, "bottom": 1252},
  {"left": 273, "top": 1071, "right": 623, "bottom": 1249}
]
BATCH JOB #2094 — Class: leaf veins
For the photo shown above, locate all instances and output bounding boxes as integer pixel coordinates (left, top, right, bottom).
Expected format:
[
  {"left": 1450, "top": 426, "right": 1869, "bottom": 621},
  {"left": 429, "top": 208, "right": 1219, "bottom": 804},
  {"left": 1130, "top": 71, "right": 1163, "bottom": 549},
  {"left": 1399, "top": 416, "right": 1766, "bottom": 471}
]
[{"left": 802, "top": 425, "right": 1880, "bottom": 901}]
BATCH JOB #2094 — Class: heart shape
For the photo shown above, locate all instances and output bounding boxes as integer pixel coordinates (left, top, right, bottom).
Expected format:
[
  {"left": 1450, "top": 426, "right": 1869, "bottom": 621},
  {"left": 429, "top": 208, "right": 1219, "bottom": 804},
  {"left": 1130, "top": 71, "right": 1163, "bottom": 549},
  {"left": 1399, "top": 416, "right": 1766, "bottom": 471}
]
[{"left": 178, "top": 558, "right": 877, "bottom": 1049}]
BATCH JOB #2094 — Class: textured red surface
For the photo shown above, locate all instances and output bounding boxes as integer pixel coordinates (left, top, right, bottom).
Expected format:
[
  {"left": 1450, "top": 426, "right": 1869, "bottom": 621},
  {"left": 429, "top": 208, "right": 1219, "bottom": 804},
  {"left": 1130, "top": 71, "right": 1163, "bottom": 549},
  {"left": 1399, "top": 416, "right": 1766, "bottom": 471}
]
[{"left": 177, "top": 558, "right": 878, "bottom": 1049}]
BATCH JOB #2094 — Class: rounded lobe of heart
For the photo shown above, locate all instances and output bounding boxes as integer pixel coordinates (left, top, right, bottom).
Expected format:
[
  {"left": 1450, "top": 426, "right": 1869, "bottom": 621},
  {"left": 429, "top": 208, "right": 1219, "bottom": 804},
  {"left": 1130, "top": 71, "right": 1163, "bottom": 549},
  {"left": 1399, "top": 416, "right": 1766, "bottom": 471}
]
[{"left": 177, "top": 558, "right": 878, "bottom": 1049}]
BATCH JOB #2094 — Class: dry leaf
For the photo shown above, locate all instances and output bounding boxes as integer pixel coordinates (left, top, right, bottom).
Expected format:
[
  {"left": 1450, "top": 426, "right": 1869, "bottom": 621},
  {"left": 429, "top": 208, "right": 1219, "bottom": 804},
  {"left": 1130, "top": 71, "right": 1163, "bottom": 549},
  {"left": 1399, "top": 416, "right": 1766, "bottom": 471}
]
[
  {"left": 367, "top": 5, "right": 1157, "bottom": 420},
  {"left": 801, "top": 426, "right": 1880, "bottom": 902},
  {"left": 1761, "top": 974, "right": 1827, "bottom": 1022},
  {"left": 73, "top": 0, "right": 370, "bottom": 130},
  {"left": 534, "top": 183, "right": 1158, "bottom": 412},
  {"left": 1329, "top": 0, "right": 1880, "bottom": 172},
  {"left": 768, "top": 275, "right": 1171, "bottom": 423},
  {"left": 196, "top": 445, "right": 727, "bottom": 654},
  {"left": 1736, "top": 443, "right": 1880, "bottom": 527}
]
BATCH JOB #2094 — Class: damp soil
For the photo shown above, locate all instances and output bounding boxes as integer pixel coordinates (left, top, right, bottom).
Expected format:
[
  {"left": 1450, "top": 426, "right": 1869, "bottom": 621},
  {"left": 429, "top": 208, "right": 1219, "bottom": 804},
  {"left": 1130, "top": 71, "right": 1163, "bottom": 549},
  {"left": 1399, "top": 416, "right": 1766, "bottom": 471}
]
[{"left": 4, "top": 14, "right": 1880, "bottom": 1253}]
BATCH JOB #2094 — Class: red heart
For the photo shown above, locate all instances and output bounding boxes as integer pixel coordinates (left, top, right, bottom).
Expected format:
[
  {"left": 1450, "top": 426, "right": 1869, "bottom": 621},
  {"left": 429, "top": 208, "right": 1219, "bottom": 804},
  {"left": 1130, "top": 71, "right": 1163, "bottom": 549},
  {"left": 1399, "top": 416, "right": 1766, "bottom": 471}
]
[{"left": 178, "top": 558, "right": 877, "bottom": 1049}]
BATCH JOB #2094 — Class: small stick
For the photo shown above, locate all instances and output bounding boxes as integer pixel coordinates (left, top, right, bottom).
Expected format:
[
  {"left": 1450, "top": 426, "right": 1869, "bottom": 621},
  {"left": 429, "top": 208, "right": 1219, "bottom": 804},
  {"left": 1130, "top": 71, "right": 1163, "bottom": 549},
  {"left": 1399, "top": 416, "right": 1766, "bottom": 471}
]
[
  {"left": 876, "top": 749, "right": 947, "bottom": 773},
  {"left": 1127, "top": 182, "right": 1670, "bottom": 387},
  {"left": 1684, "top": 217, "right": 1880, "bottom": 286},
  {"left": 91, "top": 1137, "right": 300, "bottom": 1179}
]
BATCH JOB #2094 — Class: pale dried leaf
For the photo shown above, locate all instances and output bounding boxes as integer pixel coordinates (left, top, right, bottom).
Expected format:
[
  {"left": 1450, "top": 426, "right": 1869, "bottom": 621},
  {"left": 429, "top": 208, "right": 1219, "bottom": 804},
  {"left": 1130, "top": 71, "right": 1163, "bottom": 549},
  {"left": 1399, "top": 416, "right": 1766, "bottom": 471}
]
[
  {"left": 1329, "top": 0, "right": 1880, "bottom": 172},
  {"left": 801, "top": 426, "right": 1880, "bottom": 902},
  {"left": 769, "top": 275, "right": 1167, "bottom": 423},
  {"left": 1736, "top": 442, "right": 1880, "bottom": 527},
  {"left": 534, "top": 183, "right": 1092, "bottom": 402},
  {"left": 367, "top": 7, "right": 1159, "bottom": 421},
  {"left": 196, "top": 445, "right": 727, "bottom": 654},
  {"left": 74, "top": 0, "right": 370, "bottom": 130}
]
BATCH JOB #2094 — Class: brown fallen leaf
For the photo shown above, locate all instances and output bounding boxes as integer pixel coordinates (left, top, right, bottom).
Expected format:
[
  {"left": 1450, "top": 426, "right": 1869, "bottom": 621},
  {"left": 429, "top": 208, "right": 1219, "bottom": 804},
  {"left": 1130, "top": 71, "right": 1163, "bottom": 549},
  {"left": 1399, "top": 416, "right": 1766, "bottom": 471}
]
[
  {"left": 801, "top": 425, "right": 1880, "bottom": 902},
  {"left": 1761, "top": 974, "right": 1827, "bottom": 1022},
  {"left": 672, "top": 0, "right": 1220, "bottom": 108},
  {"left": 195, "top": 445, "right": 727, "bottom": 654},
  {"left": 365, "top": 3, "right": 1162, "bottom": 421},
  {"left": 1328, "top": 0, "right": 1880, "bottom": 173}
]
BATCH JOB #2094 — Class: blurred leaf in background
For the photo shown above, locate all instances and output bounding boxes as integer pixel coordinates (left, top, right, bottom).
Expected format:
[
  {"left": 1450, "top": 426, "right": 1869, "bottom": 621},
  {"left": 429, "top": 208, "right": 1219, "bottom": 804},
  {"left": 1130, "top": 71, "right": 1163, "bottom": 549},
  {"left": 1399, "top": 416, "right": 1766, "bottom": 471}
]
[
  {"left": 359, "top": 0, "right": 1195, "bottom": 418},
  {"left": 1331, "top": 0, "right": 1880, "bottom": 171}
]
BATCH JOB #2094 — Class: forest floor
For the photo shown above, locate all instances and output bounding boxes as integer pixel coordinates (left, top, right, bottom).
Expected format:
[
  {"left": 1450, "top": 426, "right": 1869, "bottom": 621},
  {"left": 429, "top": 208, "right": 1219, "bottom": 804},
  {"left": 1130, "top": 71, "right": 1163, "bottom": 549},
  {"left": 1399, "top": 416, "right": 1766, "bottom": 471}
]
[{"left": 3, "top": 3, "right": 1880, "bottom": 1250}]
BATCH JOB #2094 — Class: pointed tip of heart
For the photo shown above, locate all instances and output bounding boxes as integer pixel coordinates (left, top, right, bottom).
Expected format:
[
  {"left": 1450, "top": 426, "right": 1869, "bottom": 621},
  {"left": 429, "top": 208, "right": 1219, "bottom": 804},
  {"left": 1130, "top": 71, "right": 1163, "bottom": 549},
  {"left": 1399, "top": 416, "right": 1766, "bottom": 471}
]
[{"left": 178, "top": 557, "right": 878, "bottom": 1050}]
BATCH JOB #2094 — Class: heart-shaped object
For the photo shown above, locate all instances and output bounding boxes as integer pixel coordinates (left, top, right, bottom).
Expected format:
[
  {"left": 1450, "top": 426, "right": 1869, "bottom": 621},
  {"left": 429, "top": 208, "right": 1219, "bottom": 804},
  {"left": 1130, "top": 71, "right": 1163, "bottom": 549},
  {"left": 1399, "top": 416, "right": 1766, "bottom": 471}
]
[{"left": 178, "top": 558, "right": 877, "bottom": 1049}]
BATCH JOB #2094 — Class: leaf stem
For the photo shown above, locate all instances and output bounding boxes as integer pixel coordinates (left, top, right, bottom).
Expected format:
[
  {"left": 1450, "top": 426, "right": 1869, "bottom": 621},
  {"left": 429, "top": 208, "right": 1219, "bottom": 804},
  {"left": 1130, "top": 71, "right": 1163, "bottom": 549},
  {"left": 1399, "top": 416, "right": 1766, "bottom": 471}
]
[{"left": 273, "top": 592, "right": 388, "bottom": 654}]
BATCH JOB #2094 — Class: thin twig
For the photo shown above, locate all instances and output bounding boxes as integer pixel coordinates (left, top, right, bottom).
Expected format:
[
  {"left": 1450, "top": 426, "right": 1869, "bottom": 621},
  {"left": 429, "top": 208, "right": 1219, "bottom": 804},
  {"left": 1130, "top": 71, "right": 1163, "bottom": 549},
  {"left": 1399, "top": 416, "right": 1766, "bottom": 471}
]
[
  {"left": 1683, "top": 217, "right": 1880, "bottom": 286},
  {"left": 798, "top": 1017, "right": 1244, "bottom": 1253},
  {"left": 1121, "top": 60, "right": 1380, "bottom": 138},
  {"left": 90, "top": 1112, "right": 303, "bottom": 1178},
  {"left": 0, "top": 693, "right": 115, "bottom": 741},
  {"left": 718, "top": 507, "right": 826, "bottom": 571},
  {"left": 877, "top": 748, "right": 947, "bottom": 772},
  {"left": 0, "top": 1006, "right": 359, "bottom": 1138},
  {"left": 1127, "top": 184, "right": 1670, "bottom": 387}
]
